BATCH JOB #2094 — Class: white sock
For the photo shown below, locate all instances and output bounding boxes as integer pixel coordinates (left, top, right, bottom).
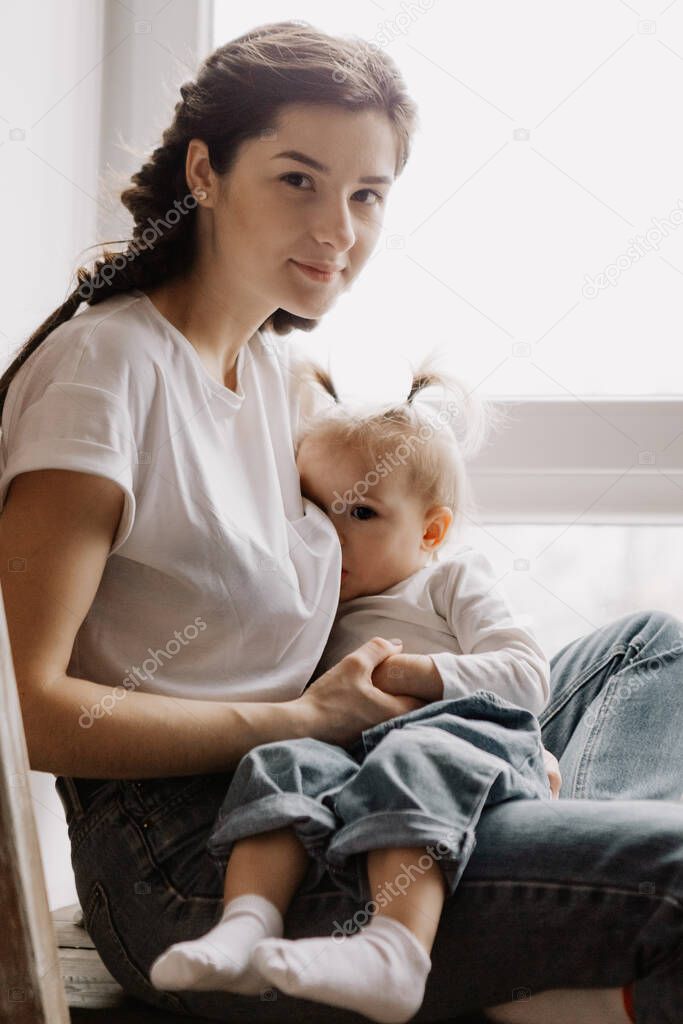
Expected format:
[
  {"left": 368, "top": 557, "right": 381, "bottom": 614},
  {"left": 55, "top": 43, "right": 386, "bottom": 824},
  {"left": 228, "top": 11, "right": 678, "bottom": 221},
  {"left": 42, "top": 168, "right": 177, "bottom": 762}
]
[
  {"left": 149, "top": 893, "right": 283, "bottom": 995},
  {"left": 485, "top": 986, "right": 632, "bottom": 1024},
  {"left": 251, "top": 914, "right": 432, "bottom": 1023}
]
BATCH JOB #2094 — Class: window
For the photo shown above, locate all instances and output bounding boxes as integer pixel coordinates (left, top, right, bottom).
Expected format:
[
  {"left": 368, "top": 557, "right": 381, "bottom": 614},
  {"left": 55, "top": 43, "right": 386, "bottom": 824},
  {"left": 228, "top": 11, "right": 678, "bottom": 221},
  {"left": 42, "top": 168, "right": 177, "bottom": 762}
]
[{"left": 216, "top": 5, "right": 683, "bottom": 651}]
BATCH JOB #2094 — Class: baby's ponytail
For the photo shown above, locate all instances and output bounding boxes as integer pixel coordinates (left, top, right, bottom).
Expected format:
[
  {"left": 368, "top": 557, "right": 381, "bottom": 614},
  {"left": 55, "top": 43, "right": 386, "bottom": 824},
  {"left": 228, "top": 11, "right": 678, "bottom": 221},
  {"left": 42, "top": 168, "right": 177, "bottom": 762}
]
[{"left": 292, "top": 350, "right": 509, "bottom": 545}]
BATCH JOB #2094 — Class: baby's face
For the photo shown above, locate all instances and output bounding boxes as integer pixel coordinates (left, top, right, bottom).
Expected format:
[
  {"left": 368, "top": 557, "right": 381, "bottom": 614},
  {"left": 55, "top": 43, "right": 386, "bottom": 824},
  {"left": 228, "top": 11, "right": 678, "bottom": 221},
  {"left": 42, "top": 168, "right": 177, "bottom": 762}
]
[{"left": 296, "top": 438, "right": 435, "bottom": 602}]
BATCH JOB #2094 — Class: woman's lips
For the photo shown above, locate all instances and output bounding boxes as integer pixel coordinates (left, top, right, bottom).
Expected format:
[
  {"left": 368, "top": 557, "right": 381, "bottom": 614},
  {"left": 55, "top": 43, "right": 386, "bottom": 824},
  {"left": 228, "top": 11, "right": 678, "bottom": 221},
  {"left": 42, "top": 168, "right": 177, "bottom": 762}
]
[{"left": 291, "top": 260, "right": 341, "bottom": 283}]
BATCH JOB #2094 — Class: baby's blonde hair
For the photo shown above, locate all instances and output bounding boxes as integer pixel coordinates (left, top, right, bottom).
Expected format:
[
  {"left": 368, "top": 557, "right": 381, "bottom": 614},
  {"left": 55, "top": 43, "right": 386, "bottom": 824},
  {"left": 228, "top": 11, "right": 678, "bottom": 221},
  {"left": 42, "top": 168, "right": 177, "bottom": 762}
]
[{"left": 292, "top": 352, "right": 509, "bottom": 549}]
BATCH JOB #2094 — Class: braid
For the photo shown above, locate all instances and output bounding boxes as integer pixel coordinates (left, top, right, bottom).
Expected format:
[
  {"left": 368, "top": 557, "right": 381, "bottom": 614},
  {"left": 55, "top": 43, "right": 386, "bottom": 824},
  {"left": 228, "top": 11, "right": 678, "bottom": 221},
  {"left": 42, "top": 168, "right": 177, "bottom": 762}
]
[{"left": 78, "top": 131, "right": 197, "bottom": 308}]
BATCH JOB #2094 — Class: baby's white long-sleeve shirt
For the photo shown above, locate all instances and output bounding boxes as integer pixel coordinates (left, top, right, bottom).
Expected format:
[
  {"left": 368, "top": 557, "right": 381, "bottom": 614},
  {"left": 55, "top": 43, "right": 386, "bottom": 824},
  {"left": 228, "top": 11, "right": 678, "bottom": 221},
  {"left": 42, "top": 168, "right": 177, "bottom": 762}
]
[{"left": 313, "top": 546, "right": 551, "bottom": 717}]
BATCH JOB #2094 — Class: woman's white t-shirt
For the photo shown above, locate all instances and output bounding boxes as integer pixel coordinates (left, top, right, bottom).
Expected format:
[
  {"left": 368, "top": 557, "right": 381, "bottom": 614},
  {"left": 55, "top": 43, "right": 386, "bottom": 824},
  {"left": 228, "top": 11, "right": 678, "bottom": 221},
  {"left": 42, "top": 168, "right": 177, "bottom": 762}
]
[{"left": 0, "top": 289, "right": 343, "bottom": 703}]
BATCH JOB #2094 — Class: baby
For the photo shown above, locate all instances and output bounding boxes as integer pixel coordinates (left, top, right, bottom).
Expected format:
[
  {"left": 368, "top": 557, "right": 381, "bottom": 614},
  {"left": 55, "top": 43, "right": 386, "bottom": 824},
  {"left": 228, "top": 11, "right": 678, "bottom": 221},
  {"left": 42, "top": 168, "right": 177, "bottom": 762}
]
[{"left": 149, "top": 359, "right": 557, "bottom": 1022}]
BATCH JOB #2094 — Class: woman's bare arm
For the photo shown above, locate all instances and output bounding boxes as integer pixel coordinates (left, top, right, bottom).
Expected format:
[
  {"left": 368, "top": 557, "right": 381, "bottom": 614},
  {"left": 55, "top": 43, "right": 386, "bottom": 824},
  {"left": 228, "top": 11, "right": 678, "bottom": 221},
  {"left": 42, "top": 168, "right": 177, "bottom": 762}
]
[{"left": 0, "top": 469, "right": 313, "bottom": 778}]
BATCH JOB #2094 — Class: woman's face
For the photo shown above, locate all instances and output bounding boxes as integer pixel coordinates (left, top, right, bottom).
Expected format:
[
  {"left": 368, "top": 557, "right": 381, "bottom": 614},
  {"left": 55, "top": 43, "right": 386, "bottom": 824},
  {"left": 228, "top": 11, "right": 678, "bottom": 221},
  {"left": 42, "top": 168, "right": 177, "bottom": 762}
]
[{"left": 211, "top": 102, "right": 398, "bottom": 320}]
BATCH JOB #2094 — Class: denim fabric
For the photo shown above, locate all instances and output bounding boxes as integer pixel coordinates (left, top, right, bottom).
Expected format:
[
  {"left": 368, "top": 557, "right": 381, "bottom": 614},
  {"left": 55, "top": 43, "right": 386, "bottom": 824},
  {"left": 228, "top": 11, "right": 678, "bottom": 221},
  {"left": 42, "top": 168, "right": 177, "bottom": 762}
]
[
  {"left": 55, "top": 610, "right": 683, "bottom": 1023},
  {"left": 205, "top": 691, "right": 552, "bottom": 904}
]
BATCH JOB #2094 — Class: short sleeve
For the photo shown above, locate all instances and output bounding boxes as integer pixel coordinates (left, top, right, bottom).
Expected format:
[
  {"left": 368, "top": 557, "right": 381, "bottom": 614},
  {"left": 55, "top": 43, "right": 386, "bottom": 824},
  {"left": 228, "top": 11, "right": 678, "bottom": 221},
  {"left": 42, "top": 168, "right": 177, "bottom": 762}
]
[{"left": 0, "top": 380, "right": 137, "bottom": 555}]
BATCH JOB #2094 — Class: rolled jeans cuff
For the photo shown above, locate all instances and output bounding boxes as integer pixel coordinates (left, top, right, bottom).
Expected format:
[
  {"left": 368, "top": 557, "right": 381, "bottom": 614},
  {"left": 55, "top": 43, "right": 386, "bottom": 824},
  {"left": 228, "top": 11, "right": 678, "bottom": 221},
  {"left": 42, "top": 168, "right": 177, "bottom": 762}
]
[
  {"left": 326, "top": 808, "right": 477, "bottom": 897},
  {"left": 205, "top": 793, "right": 340, "bottom": 894}
]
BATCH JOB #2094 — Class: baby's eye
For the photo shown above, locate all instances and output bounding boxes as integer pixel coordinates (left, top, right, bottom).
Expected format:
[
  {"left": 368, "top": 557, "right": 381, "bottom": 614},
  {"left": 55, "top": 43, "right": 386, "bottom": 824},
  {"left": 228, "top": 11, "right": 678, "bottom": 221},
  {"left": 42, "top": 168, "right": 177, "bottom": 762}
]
[{"left": 350, "top": 506, "right": 376, "bottom": 521}]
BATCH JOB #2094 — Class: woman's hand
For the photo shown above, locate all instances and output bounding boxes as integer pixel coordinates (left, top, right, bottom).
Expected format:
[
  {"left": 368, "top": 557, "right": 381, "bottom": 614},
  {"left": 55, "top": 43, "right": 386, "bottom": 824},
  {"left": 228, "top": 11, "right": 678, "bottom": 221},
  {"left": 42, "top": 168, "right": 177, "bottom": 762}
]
[
  {"left": 296, "top": 637, "right": 429, "bottom": 748},
  {"left": 542, "top": 745, "right": 562, "bottom": 798},
  {"left": 372, "top": 653, "right": 444, "bottom": 703}
]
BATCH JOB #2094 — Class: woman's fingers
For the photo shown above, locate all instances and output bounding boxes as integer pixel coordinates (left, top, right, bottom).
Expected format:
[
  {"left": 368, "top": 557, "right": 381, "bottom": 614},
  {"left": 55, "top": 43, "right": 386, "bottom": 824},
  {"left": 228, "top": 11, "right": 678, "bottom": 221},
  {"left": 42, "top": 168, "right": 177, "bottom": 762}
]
[
  {"left": 344, "top": 636, "right": 403, "bottom": 676},
  {"left": 299, "top": 637, "right": 420, "bottom": 746}
]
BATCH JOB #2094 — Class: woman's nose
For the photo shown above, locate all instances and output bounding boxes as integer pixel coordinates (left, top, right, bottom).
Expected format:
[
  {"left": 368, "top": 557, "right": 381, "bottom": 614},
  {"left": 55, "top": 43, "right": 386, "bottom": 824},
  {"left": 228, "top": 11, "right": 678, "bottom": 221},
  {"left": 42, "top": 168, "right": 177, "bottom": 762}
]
[{"left": 311, "top": 198, "right": 355, "bottom": 252}]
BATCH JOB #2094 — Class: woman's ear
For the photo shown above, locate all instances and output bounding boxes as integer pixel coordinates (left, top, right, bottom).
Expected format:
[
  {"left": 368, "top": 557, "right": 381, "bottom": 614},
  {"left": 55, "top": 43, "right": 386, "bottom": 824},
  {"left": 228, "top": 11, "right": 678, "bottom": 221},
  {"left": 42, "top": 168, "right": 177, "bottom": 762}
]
[{"left": 185, "top": 138, "right": 216, "bottom": 207}]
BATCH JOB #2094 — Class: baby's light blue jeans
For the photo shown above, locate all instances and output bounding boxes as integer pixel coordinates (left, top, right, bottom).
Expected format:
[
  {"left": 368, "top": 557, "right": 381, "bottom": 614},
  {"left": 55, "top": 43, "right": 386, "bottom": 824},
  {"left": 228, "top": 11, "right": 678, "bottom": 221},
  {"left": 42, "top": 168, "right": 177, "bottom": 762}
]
[
  {"left": 55, "top": 609, "right": 683, "bottom": 1023},
  {"left": 205, "top": 691, "right": 552, "bottom": 904}
]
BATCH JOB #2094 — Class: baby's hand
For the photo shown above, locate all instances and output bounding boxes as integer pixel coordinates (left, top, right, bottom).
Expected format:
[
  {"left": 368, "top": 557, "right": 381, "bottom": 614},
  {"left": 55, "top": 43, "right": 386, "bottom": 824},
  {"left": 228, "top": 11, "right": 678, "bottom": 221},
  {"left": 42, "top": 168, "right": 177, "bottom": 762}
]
[
  {"left": 372, "top": 653, "right": 443, "bottom": 703},
  {"left": 541, "top": 745, "right": 562, "bottom": 799}
]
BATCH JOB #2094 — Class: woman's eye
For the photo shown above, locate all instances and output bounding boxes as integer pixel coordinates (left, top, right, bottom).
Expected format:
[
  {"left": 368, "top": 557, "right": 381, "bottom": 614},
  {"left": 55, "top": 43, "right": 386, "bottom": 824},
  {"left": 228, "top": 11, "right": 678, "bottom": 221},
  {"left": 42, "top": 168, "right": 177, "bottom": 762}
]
[
  {"left": 281, "top": 173, "right": 384, "bottom": 206},
  {"left": 281, "top": 172, "right": 314, "bottom": 190},
  {"left": 350, "top": 506, "right": 376, "bottom": 521},
  {"left": 354, "top": 189, "right": 384, "bottom": 206}
]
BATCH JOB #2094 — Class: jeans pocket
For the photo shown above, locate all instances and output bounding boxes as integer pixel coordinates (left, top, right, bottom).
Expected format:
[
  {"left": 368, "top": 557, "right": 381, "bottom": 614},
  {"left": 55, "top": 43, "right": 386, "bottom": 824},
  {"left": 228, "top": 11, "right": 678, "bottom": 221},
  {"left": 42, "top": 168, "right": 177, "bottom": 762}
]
[
  {"left": 119, "top": 774, "right": 231, "bottom": 900},
  {"left": 120, "top": 774, "right": 218, "bottom": 825},
  {"left": 69, "top": 788, "right": 121, "bottom": 859},
  {"left": 83, "top": 879, "right": 187, "bottom": 1015}
]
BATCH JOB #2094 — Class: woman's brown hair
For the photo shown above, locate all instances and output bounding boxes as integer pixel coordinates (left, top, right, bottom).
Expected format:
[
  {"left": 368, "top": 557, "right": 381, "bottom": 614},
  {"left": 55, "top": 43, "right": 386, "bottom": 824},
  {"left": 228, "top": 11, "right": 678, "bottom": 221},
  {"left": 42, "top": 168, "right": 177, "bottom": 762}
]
[{"left": 0, "top": 20, "right": 419, "bottom": 418}]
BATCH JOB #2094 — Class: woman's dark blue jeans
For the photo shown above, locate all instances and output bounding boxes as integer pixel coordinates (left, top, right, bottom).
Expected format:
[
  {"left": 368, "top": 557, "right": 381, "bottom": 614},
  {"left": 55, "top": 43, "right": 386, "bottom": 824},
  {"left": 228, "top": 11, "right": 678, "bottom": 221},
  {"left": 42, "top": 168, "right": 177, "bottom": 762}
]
[{"left": 55, "top": 610, "right": 683, "bottom": 1023}]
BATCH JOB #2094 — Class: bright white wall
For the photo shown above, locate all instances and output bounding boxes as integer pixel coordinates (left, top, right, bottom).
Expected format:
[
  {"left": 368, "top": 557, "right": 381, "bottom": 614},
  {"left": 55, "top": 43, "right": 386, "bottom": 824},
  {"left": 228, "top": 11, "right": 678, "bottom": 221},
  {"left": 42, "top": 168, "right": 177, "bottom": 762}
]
[
  {"left": 215, "top": 0, "right": 683, "bottom": 399},
  {"left": 0, "top": 0, "right": 105, "bottom": 911}
]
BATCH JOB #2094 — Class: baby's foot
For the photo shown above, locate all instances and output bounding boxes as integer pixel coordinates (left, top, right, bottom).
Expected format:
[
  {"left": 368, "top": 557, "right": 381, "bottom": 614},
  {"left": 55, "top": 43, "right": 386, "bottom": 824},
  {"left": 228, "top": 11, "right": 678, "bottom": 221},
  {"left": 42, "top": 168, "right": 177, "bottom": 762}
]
[
  {"left": 149, "top": 893, "right": 282, "bottom": 994},
  {"left": 251, "top": 915, "right": 431, "bottom": 1023}
]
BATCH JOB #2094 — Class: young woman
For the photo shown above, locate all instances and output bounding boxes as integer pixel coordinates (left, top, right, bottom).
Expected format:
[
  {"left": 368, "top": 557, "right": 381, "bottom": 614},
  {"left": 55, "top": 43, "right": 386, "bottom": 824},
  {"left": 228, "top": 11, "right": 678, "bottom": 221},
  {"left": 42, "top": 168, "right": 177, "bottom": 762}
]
[{"left": 1, "top": 21, "right": 680, "bottom": 1024}]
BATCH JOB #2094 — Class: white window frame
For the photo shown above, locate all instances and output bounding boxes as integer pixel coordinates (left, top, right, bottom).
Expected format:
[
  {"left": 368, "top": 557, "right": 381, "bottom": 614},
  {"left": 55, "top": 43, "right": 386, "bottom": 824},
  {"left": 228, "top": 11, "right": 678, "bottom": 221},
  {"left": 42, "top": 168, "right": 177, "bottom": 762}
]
[{"left": 470, "top": 397, "right": 683, "bottom": 524}]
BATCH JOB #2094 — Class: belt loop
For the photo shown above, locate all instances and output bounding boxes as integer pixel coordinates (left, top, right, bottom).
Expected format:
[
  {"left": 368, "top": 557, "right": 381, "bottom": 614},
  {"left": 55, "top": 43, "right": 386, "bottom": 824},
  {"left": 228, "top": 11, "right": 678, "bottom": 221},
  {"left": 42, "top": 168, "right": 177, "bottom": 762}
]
[{"left": 55, "top": 775, "right": 86, "bottom": 821}]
